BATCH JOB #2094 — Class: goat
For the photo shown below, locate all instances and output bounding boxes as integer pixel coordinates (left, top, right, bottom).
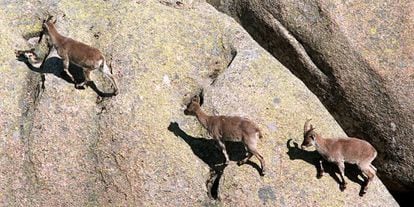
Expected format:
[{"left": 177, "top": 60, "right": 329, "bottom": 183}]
[
  {"left": 40, "top": 16, "right": 118, "bottom": 95},
  {"left": 301, "top": 119, "right": 377, "bottom": 195},
  {"left": 184, "top": 95, "right": 266, "bottom": 174}
]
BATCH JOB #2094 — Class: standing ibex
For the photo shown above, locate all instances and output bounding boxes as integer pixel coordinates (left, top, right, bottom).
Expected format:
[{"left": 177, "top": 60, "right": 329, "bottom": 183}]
[
  {"left": 40, "top": 16, "right": 118, "bottom": 95},
  {"left": 184, "top": 95, "right": 266, "bottom": 174},
  {"left": 301, "top": 119, "right": 377, "bottom": 196}
]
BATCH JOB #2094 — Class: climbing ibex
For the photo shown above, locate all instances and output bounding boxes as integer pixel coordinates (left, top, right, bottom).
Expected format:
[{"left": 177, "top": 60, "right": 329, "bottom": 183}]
[
  {"left": 40, "top": 16, "right": 118, "bottom": 95},
  {"left": 184, "top": 95, "right": 266, "bottom": 174},
  {"left": 301, "top": 119, "right": 377, "bottom": 195}
]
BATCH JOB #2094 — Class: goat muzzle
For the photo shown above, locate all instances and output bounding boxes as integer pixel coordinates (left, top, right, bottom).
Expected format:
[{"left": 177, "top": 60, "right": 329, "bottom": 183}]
[{"left": 184, "top": 109, "right": 191, "bottom": 116}]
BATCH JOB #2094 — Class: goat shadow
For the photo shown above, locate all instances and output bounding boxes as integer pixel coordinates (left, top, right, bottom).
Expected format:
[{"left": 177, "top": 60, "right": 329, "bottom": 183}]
[
  {"left": 168, "top": 122, "right": 263, "bottom": 200},
  {"left": 16, "top": 50, "right": 114, "bottom": 97},
  {"left": 286, "top": 139, "right": 367, "bottom": 196}
]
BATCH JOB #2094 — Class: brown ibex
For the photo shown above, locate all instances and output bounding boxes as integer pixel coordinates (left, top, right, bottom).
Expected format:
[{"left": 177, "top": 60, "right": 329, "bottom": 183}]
[
  {"left": 40, "top": 16, "right": 118, "bottom": 95},
  {"left": 184, "top": 95, "right": 266, "bottom": 174},
  {"left": 301, "top": 119, "right": 377, "bottom": 195}
]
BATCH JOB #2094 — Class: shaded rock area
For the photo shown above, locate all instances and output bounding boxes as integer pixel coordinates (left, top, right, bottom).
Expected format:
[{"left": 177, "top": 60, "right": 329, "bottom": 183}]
[
  {"left": 0, "top": 0, "right": 398, "bottom": 206},
  {"left": 207, "top": 0, "right": 414, "bottom": 194}
]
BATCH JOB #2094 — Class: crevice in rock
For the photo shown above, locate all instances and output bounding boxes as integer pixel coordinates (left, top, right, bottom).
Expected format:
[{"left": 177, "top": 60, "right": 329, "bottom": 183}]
[
  {"left": 110, "top": 149, "right": 132, "bottom": 200},
  {"left": 225, "top": 48, "right": 237, "bottom": 69},
  {"left": 159, "top": 0, "right": 194, "bottom": 9},
  {"left": 209, "top": 37, "right": 237, "bottom": 86},
  {"left": 90, "top": 84, "right": 135, "bottom": 204},
  {"left": 241, "top": 6, "right": 332, "bottom": 94},
  {"left": 206, "top": 167, "right": 224, "bottom": 200},
  {"left": 19, "top": 71, "right": 45, "bottom": 199}
]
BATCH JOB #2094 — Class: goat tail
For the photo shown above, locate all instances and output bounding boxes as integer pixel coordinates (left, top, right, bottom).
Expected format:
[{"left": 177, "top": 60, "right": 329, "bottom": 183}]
[
  {"left": 370, "top": 164, "right": 377, "bottom": 171},
  {"left": 100, "top": 56, "right": 111, "bottom": 74},
  {"left": 258, "top": 130, "right": 263, "bottom": 139}
]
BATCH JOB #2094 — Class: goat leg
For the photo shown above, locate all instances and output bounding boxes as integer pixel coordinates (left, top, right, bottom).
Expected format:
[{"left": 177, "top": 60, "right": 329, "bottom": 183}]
[
  {"left": 360, "top": 164, "right": 375, "bottom": 196},
  {"left": 76, "top": 69, "right": 91, "bottom": 88},
  {"left": 317, "top": 159, "right": 324, "bottom": 178},
  {"left": 62, "top": 56, "right": 75, "bottom": 83},
  {"left": 337, "top": 162, "right": 347, "bottom": 191},
  {"left": 217, "top": 140, "right": 229, "bottom": 165},
  {"left": 238, "top": 152, "right": 253, "bottom": 166}
]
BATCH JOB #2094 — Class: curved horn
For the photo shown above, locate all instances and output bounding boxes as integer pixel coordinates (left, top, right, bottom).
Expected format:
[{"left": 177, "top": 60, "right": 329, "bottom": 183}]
[
  {"left": 192, "top": 95, "right": 200, "bottom": 103},
  {"left": 38, "top": 31, "right": 44, "bottom": 43},
  {"left": 304, "top": 118, "right": 312, "bottom": 134},
  {"left": 198, "top": 88, "right": 204, "bottom": 106}
]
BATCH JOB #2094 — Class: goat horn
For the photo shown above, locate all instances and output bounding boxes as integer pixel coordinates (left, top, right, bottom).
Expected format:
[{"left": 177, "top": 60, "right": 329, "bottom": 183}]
[
  {"left": 38, "top": 31, "right": 44, "bottom": 43},
  {"left": 304, "top": 118, "right": 312, "bottom": 134},
  {"left": 191, "top": 95, "right": 199, "bottom": 103}
]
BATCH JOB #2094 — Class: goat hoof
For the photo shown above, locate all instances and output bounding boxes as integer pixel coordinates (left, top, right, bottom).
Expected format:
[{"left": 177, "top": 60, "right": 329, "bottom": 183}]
[
  {"left": 237, "top": 161, "right": 244, "bottom": 166},
  {"left": 361, "top": 185, "right": 368, "bottom": 193},
  {"left": 340, "top": 184, "right": 346, "bottom": 191},
  {"left": 214, "top": 163, "right": 226, "bottom": 167},
  {"left": 317, "top": 173, "right": 323, "bottom": 179},
  {"left": 359, "top": 189, "right": 367, "bottom": 197},
  {"left": 359, "top": 186, "right": 367, "bottom": 196},
  {"left": 75, "top": 83, "right": 86, "bottom": 89}
]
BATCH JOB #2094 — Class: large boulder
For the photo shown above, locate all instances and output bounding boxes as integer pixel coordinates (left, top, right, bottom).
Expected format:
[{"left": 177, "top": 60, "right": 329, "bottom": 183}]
[
  {"left": 208, "top": 0, "right": 414, "bottom": 192},
  {"left": 0, "top": 0, "right": 398, "bottom": 206}
]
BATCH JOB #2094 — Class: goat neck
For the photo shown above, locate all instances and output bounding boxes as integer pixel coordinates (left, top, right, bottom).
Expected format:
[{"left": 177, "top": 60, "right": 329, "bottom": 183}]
[
  {"left": 47, "top": 24, "right": 65, "bottom": 46},
  {"left": 193, "top": 106, "right": 210, "bottom": 130},
  {"left": 314, "top": 134, "right": 328, "bottom": 154},
  {"left": 315, "top": 134, "right": 329, "bottom": 156}
]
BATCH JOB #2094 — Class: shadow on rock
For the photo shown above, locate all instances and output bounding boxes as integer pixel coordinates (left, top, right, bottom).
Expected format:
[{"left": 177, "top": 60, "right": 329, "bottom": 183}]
[
  {"left": 286, "top": 139, "right": 367, "bottom": 195},
  {"left": 16, "top": 49, "right": 115, "bottom": 97},
  {"left": 168, "top": 122, "right": 262, "bottom": 199}
]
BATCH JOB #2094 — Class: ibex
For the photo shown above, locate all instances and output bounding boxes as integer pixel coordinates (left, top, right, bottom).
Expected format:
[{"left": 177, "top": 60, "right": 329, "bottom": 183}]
[
  {"left": 40, "top": 16, "right": 118, "bottom": 95},
  {"left": 184, "top": 95, "right": 266, "bottom": 174},
  {"left": 301, "top": 119, "right": 377, "bottom": 195}
]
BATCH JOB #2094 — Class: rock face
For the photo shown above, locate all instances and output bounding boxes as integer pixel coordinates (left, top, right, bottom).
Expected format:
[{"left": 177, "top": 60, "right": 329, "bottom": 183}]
[
  {"left": 0, "top": 0, "right": 398, "bottom": 206},
  {"left": 208, "top": 0, "right": 414, "bottom": 192}
]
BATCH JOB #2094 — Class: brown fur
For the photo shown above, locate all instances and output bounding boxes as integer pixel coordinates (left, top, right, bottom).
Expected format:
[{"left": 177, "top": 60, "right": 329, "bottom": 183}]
[
  {"left": 41, "top": 16, "right": 118, "bottom": 95},
  {"left": 301, "top": 119, "right": 377, "bottom": 195},
  {"left": 185, "top": 95, "right": 265, "bottom": 174}
]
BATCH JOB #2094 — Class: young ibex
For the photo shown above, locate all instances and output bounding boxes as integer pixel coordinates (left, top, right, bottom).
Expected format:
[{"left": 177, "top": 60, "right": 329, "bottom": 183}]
[
  {"left": 184, "top": 95, "right": 266, "bottom": 174},
  {"left": 40, "top": 16, "right": 118, "bottom": 95},
  {"left": 301, "top": 119, "right": 377, "bottom": 195}
]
